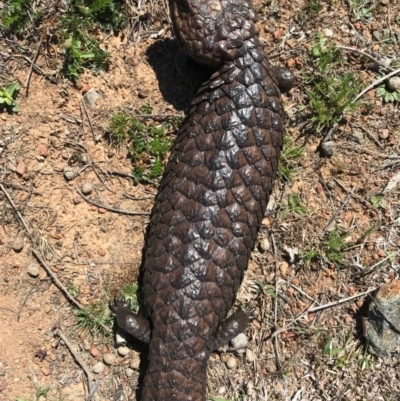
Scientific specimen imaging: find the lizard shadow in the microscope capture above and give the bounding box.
[145,38,208,112]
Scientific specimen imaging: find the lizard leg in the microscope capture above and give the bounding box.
[109,296,151,343]
[209,309,250,351]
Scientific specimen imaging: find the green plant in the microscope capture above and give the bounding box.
[370,194,387,209]
[75,302,113,337]
[303,34,363,133]
[350,0,373,19]
[323,225,351,266]
[323,331,358,367]
[279,136,304,182]
[16,386,50,401]
[302,225,351,267]
[376,84,400,103]
[305,0,323,15]
[67,282,80,298]
[122,284,139,312]
[278,193,307,219]
[2,0,39,33]
[0,82,20,112]
[61,33,111,80]
[108,111,173,184]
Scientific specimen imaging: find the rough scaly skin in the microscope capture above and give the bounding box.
[110,0,288,400]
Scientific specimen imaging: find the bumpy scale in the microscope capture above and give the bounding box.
[110,0,293,400]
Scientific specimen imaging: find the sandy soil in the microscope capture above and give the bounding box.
[0,0,400,400]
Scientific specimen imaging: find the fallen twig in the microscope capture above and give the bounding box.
[337,45,395,72]
[0,183,32,236]
[307,288,377,313]
[54,329,96,397]
[321,192,351,235]
[32,249,84,310]
[25,41,42,98]
[76,188,150,216]
[352,67,400,104]
[80,99,96,143]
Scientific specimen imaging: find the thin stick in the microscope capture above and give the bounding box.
[332,178,371,207]
[349,122,383,149]
[321,193,351,235]
[13,54,58,84]
[76,188,150,216]
[307,288,377,313]
[32,249,84,310]
[337,45,395,72]
[81,100,96,143]
[352,67,400,103]
[0,183,32,235]
[25,41,42,98]
[54,329,95,393]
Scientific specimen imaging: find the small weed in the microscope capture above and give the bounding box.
[305,0,323,15]
[303,34,363,133]
[323,225,351,266]
[2,0,127,79]
[350,0,374,19]
[16,386,50,401]
[370,194,387,209]
[122,284,139,312]
[301,225,351,267]
[279,135,304,182]
[278,193,307,219]
[323,331,358,367]
[75,302,113,337]
[140,103,154,115]
[0,82,20,112]
[2,0,39,33]
[67,282,80,298]
[376,84,400,103]
[108,111,173,184]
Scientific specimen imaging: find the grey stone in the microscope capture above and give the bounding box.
[363,280,400,356]
[320,141,336,157]
[83,89,99,109]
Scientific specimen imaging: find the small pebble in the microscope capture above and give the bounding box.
[352,131,364,143]
[326,180,336,190]
[83,89,99,109]
[92,361,105,374]
[259,237,270,252]
[103,353,116,365]
[11,238,24,252]
[116,331,128,345]
[73,195,82,205]
[81,182,93,195]
[344,314,353,325]
[125,367,134,377]
[63,166,74,181]
[226,356,237,370]
[379,129,390,140]
[97,248,106,256]
[377,249,386,257]
[320,141,336,157]
[90,347,100,357]
[37,144,49,157]
[279,261,289,277]
[27,264,39,278]
[231,333,248,354]
[388,76,400,92]
[41,367,51,376]
[129,354,140,369]
[218,386,227,395]
[117,346,130,357]
[245,349,255,363]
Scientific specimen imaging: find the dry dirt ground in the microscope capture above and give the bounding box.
[1,0,400,400]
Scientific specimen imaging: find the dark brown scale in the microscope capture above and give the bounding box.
[110,0,295,400]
